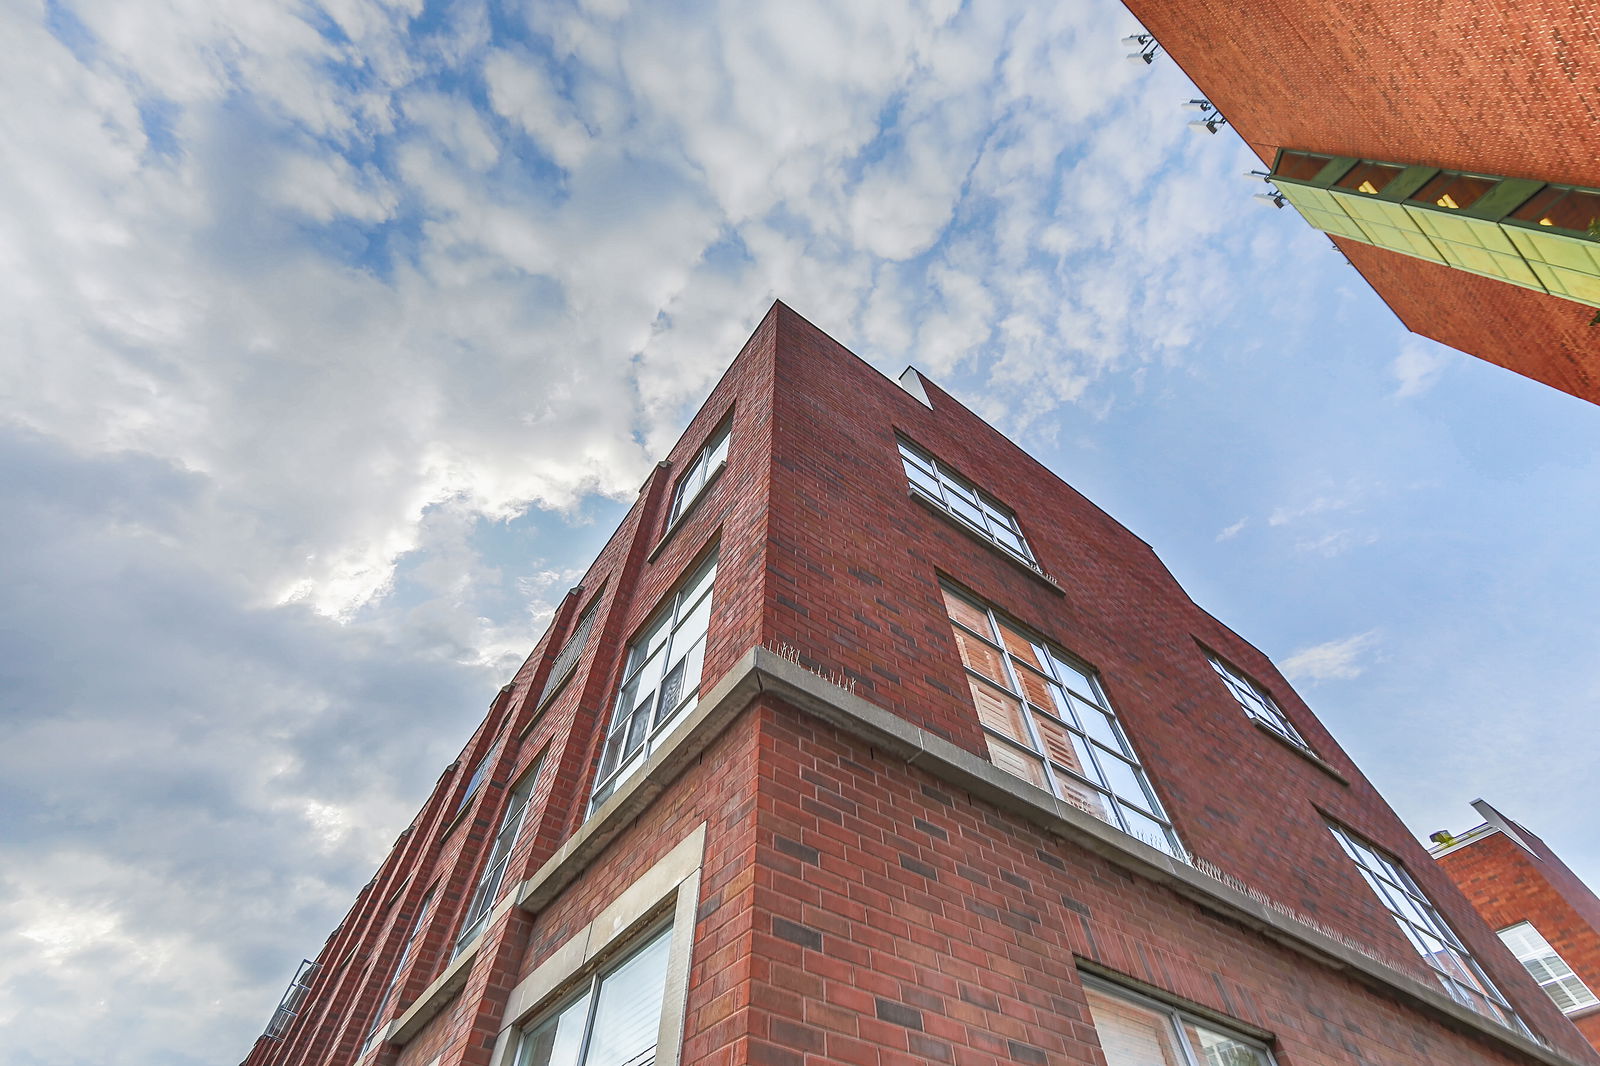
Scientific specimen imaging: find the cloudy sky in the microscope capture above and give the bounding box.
[2,0,1597,1063]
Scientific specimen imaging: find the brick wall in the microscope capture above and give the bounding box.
[244,303,1592,1066]
[1440,829,1600,1049]
[1120,0,1600,404]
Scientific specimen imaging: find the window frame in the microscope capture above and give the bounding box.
[1326,820,1531,1035]
[455,751,494,818]
[454,756,545,958]
[1080,973,1280,1066]
[537,587,605,708]
[1497,921,1600,1015]
[589,551,718,814]
[666,416,732,528]
[1205,653,1314,753]
[898,437,1038,569]
[511,920,676,1066]
[941,582,1182,856]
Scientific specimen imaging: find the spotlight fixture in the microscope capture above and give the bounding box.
[1122,33,1161,65]
[1188,116,1227,134]
[1252,191,1287,209]
[1243,169,1270,180]
[1182,99,1215,113]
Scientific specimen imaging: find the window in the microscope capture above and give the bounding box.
[591,553,717,812]
[539,591,603,705]
[262,959,318,1039]
[1510,184,1600,235]
[1408,172,1497,212]
[1335,160,1405,196]
[455,752,493,818]
[1327,822,1529,1034]
[1272,150,1332,182]
[942,585,1181,855]
[899,439,1035,567]
[1206,655,1311,752]
[667,419,731,526]
[454,758,543,957]
[1082,977,1277,1066]
[359,888,435,1059]
[515,924,675,1066]
[1498,922,1599,1014]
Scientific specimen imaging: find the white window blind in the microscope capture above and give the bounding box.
[1498,921,1599,1014]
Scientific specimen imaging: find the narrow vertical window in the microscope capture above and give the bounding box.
[539,591,603,706]
[515,925,675,1066]
[591,553,718,812]
[1206,655,1312,752]
[455,751,493,817]
[454,757,543,956]
[942,584,1181,855]
[1498,922,1599,1014]
[899,439,1036,567]
[667,419,731,526]
[1327,821,1530,1034]
[359,888,435,1059]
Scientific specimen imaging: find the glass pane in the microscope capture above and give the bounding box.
[1511,185,1600,234]
[517,991,592,1066]
[655,660,686,727]
[1048,652,1099,701]
[948,493,985,529]
[1031,712,1081,771]
[942,588,994,639]
[678,559,718,618]
[1052,767,1111,820]
[985,736,1048,790]
[969,679,1030,744]
[952,627,1008,685]
[1098,750,1156,812]
[585,929,674,1066]
[906,461,941,497]
[1075,701,1123,749]
[706,423,730,468]
[1083,987,1187,1066]
[1408,172,1496,212]
[1336,161,1405,196]
[1120,807,1175,853]
[1272,150,1331,181]
[1011,660,1057,711]
[1184,1021,1270,1066]
[997,622,1046,671]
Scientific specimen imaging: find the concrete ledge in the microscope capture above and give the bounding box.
[392,645,1579,1066]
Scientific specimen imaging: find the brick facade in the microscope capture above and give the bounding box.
[241,303,1597,1066]
[1119,0,1600,405]
[1436,805,1600,1051]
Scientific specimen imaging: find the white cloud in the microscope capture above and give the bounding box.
[1281,630,1381,683]
[1216,516,1248,541]
[1391,336,1450,398]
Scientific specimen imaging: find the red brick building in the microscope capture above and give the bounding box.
[1121,0,1600,405]
[242,304,1597,1066]
[1434,801,1600,1053]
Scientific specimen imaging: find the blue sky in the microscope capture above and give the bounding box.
[2,0,1597,1063]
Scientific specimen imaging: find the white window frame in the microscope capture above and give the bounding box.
[590,553,717,813]
[455,751,493,818]
[899,438,1037,568]
[490,826,705,1066]
[1498,921,1599,1014]
[454,757,543,957]
[1206,654,1312,752]
[942,584,1182,857]
[358,886,436,1060]
[667,418,731,526]
[1327,821,1531,1035]
[1081,974,1280,1066]
[539,590,603,707]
